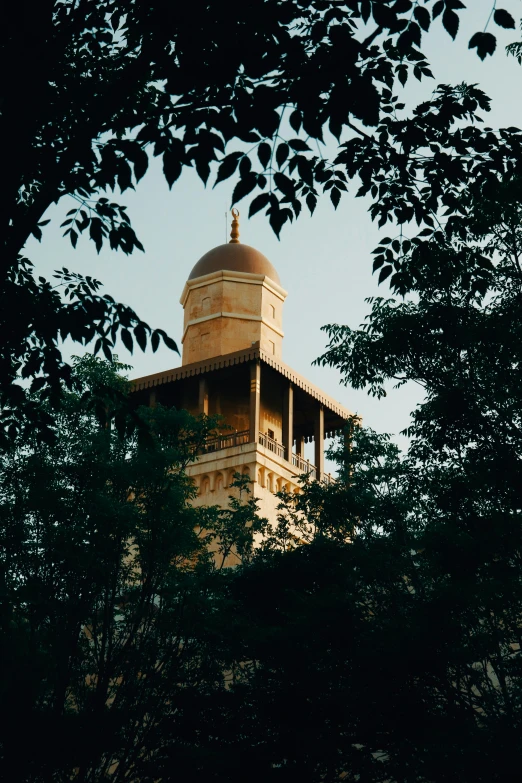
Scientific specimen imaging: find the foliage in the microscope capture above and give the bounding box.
[131,117,522,780]
[173,407,522,781]
[0,357,262,781]
[5,5,522,776]
[2,0,519,443]
[221,126,522,781]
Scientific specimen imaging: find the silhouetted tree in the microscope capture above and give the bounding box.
[2,0,516,443]
[0,356,264,780]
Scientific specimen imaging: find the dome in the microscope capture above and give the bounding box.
[188,243,281,285]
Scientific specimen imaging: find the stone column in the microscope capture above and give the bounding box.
[282,381,294,461]
[198,376,209,415]
[295,434,305,457]
[249,360,261,444]
[314,404,325,481]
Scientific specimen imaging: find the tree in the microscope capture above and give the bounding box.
[0,356,264,781]
[2,0,516,444]
[181,129,522,782]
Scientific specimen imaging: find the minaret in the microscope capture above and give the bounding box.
[131,213,351,528]
[179,209,287,364]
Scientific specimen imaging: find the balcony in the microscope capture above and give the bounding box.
[204,429,250,452]
[200,429,334,484]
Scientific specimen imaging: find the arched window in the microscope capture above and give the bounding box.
[216,473,223,492]
[201,476,210,495]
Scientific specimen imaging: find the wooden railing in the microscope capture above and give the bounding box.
[258,431,286,459]
[201,429,336,484]
[203,429,249,453]
[291,452,317,479]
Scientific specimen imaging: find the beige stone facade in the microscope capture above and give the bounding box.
[180,270,287,365]
[131,224,352,527]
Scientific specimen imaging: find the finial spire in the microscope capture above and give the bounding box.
[229,208,240,243]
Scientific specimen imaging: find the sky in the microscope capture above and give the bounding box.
[26,2,522,469]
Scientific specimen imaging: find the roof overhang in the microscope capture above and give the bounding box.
[131,346,352,421]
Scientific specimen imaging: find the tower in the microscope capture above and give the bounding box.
[131,212,351,523]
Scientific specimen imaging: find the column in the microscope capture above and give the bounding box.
[282,381,293,461]
[295,433,305,457]
[249,360,261,444]
[149,389,156,408]
[198,376,209,415]
[314,404,324,481]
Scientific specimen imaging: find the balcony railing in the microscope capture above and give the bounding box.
[203,429,249,453]
[258,431,286,459]
[201,429,335,484]
[291,452,317,479]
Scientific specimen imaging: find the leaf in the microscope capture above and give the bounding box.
[413,5,430,31]
[360,0,371,23]
[161,333,178,352]
[249,193,270,217]
[432,0,444,19]
[231,173,257,205]
[396,64,408,87]
[133,147,149,181]
[330,187,341,209]
[289,110,302,132]
[468,31,497,60]
[215,152,241,186]
[494,9,515,29]
[442,9,459,39]
[276,143,289,169]
[89,219,103,253]
[306,193,317,215]
[273,172,295,197]
[163,149,182,188]
[134,324,147,352]
[195,157,210,184]
[257,142,271,169]
[378,265,393,284]
[239,156,251,177]
[151,330,160,352]
[288,139,310,152]
[121,328,133,354]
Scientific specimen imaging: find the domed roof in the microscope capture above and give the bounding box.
[188,243,281,285]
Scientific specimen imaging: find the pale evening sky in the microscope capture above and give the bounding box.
[26,3,522,468]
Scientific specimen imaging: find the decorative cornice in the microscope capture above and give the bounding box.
[180,270,288,307]
[131,347,352,421]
